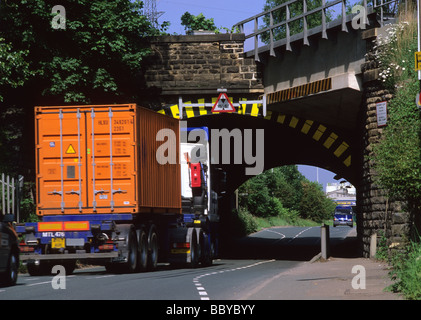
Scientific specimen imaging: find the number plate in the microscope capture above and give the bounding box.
[51,238,65,249]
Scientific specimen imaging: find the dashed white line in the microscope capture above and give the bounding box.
[193,259,276,300]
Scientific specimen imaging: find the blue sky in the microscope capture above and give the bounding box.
[156,0,265,35]
[156,0,345,190]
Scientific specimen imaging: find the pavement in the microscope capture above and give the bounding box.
[241,228,403,300]
[242,256,401,300]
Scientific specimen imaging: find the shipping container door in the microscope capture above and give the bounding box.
[86,106,137,213]
[37,108,87,214]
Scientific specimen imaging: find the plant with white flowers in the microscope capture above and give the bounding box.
[374,20,416,90]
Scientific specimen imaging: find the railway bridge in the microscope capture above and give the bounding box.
[142,0,409,257]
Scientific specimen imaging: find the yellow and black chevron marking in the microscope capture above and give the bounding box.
[156,95,351,169]
[264,110,352,168]
[157,98,263,119]
[267,78,332,105]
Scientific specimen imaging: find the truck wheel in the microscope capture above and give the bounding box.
[189,229,199,268]
[137,228,148,271]
[63,260,76,275]
[201,233,213,267]
[147,226,158,270]
[27,261,51,276]
[126,227,138,273]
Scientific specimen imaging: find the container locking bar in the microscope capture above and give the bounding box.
[91,108,97,211]
[59,109,65,212]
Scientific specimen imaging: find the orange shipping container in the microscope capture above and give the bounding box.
[35,104,181,216]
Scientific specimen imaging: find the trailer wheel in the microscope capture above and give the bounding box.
[125,227,138,273]
[147,226,158,270]
[137,228,148,271]
[108,225,138,274]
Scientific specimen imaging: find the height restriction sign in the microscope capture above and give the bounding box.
[211,93,236,113]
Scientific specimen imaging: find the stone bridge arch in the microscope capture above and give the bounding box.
[157,101,358,192]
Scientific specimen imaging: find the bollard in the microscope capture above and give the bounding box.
[370,233,377,259]
[321,224,330,260]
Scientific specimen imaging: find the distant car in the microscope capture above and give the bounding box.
[0,214,19,286]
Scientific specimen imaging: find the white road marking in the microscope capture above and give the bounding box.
[264,229,286,239]
[192,259,276,300]
[287,227,314,243]
[26,281,52,287]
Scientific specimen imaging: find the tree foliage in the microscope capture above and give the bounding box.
[0,0,164,105]
[0,0,165,176]
[239,165,335,223]
[180,12,218,32]
[260,0,333,44]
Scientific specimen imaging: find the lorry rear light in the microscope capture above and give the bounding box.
[99,244,114,251]
[20,240,36,252]
[20,246,35,252]
[173,242,190,249]
[190,163,201,188]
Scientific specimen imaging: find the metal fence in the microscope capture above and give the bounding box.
[374,0,407,25]
[233,0,409,59]
[0,173,24,221]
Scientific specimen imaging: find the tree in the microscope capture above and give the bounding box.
[0,38,33,103]
[0,0,165,175]
[240,173,282,217]
[260,0,333,44]
[299,181,336,222]
[0,0,165,105]
[239,165,334,223]
[180,12,218,33]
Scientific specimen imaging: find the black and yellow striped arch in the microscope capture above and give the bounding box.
[158,97,263,119]
[157,94,352,169]
[264,110,352,168]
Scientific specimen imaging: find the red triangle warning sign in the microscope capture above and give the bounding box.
[211,93,236,113]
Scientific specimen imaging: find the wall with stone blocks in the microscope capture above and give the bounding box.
[142,34,264,98]
[358,27,411,257]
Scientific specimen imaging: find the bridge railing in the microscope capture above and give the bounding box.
[233,0,374,60]
[373,0,406,26]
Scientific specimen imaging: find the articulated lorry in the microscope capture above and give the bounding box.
[17,104,220,275]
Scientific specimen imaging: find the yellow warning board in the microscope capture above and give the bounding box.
[66,144,76,154]
[415,52,421,71]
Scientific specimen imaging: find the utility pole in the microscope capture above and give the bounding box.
[144,0,164,29]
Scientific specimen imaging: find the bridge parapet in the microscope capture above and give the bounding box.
[233,0,374,60]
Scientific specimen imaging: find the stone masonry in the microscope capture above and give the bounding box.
[142,33,264,101]
[358,27,411,257]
